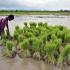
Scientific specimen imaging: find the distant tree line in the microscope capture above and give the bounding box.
[0,10,70,12]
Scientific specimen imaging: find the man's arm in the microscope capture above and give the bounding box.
[6,23,10,36]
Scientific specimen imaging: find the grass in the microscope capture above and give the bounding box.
[1,21,70,66]
[0,10,70,16]
[58,44,70,64]
[6,40,14,50]
[3,40,16,58]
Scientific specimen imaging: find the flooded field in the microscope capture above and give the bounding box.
[0,15,70,70]
[0,46,70,70]
[4,15,70,36]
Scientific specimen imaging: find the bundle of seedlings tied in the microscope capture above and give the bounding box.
[2,22,70,66]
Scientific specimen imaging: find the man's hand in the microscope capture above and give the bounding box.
[7,29,10,36]
[6,23,11,38]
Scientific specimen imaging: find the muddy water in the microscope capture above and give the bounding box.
[0,15,70,70]
[6,15,70,36]
[0,46,70,70]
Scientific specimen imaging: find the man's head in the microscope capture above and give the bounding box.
[8,15,14,21]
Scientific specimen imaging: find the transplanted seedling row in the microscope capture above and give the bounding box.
[2,22,70,66]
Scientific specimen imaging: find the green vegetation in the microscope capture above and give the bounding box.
[0,10,70,15]
[1,22,70,66]
[6,40,14,50]
[58,44,70,65]
[3,40,16,58]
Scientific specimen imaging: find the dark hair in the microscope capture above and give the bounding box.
[8,15,14,20]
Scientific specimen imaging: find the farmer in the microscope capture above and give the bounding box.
[0,15,14,39]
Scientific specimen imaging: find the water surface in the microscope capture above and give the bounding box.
[7,15,70,36]
[0,46,70,70]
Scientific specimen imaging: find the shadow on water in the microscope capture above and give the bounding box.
[0,46,70,70]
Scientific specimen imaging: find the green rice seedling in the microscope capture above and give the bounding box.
[35,27,42,37]
[19,39,29,50]
[53,25,64,31]
[23,26,30,34]
[27,28,34,33]
[27,37,41,57]
[30,22,37,28]
[23,22,30,34]
[3,40,16,58]
[28,37,43,59]
[49,26,65,38]
[28,37,36,51]
[47,32,52,41]
[6,40,14,51]
[67,54,70,65]
[32,38,40,52]
[38,22,44,27]
[24,22,28,26]
[39,32,48,45]
[50,26,59,35]
[58,44,70,64]
[33,52,41,60]
[36,26,48,37]
[14,26,23,40]
[15,26,23,34]
[1,38,7,46]
[44,41,60,64]
[29,27,42,37]
[43,22,48,27]
[0,31,10,45]
[51,34,57,40]
[14,31,20,40]
[56,30,65,43]
[33,29,40,37]
[38,22,48,29]
[56,27,69,43]
[15,26,20,30]
[18,48,31,58]
[38,27,47,37]
[37,24,48,34]
[1,31,7,39]
[36,37,45,59]
[17,34,25,42]
[24,31,34,38]
[48,26,56,31]
[29,22,37,36]
[64,32,70,43]
[52,39,62,59]
[58,26,64,31]
[3,49,13,57]
[18,39,30,57]
[52,38,62,46]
